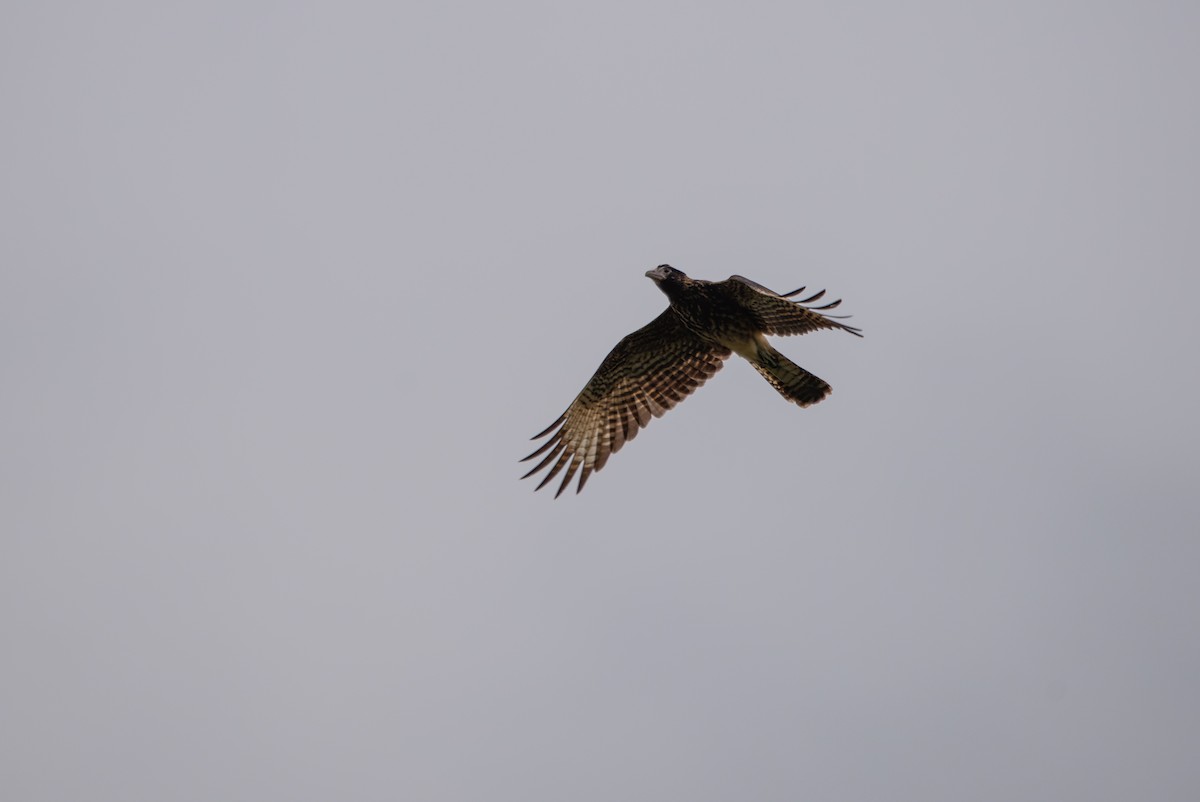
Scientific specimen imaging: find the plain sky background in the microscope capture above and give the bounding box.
[3,2,1198,800]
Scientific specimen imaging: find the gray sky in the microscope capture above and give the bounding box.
[3,2,1198,800]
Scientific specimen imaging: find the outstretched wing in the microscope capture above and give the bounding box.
[522,309,730,497]
[718,275,863,337]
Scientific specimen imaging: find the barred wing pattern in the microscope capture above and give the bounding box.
[522,309,730,497]
[720,275,864,338]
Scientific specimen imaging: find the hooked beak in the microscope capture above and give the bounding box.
[645,265,669,281]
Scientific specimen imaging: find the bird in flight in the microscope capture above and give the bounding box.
[522,265,862,497]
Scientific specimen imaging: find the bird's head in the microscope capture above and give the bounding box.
[645,264,687,285]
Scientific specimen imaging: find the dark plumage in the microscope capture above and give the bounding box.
[522,265,862,497]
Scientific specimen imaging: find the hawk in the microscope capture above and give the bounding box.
[522,265,862,497]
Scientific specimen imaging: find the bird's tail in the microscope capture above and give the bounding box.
[749,344,832,408]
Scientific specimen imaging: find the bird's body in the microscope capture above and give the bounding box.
[522,265,861,496]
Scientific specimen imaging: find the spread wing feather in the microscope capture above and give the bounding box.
[720,275,863,338]
[521,309,729,497]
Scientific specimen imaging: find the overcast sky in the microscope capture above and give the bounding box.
[3,2,1198,800]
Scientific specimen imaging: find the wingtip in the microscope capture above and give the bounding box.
[530,414,566,440]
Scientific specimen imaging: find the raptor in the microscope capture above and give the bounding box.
[522,265,862,497]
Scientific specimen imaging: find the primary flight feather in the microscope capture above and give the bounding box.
[522,265,862,497]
